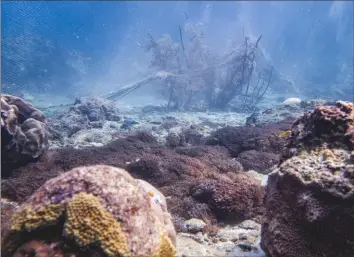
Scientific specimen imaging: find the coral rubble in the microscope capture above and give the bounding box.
[48,96,120,142]
[261,101,354,257]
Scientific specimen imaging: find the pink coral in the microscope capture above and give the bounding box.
[2,165,176,257]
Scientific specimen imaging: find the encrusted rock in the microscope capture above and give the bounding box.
[184,218,207,234]
[48,97,121,139]
[261,101,354,257]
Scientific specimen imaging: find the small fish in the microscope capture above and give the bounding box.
[148,191,154,197]
[279,130,292,137]
[199,127,205,132]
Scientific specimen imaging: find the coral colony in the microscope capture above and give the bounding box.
[2,91,353,257]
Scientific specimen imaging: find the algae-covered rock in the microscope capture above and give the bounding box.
[261,101,354,257]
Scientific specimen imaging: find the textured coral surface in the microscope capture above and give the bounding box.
[261,101,354,257]
[2,165,176,257]
[1,94,49,166]
[2,133,265,228]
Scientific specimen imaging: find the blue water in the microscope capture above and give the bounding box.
[2,1,127,60]
[1,1,353,101]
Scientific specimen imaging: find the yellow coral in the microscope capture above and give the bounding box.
[64,192,131,257]
[157,231,177,257]
[5,191,177,257]
[10,204,64,232]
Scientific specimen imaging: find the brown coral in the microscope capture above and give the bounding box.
[10,204,65,232]
[1,94,49,166]
[2,135,264,231]
[261,101,354,257]
[2,165,177,257]
[236,150,279,174]
[190,176,264,222]
[206,122,288,157]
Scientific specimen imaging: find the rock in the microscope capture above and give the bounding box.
[261,101,354,257]
[166,131,186,148]
[245,106,300,127]
[161,120,179,130]
[121,118,139,130]
[184,218,207,233]
[1,94,49,166]
[216,227,240,242]
[282,97,302,105]
[89,121,103,128]
[1,165,176,257]
[174,219,264,257]
[69,128,114,146]
[238,220,261,230]
[48,97,121,140]
[246,170,268,186]
[74,97,121,122]
[49,111,90,137]
[227,244,265,257]
[109,122,120,129]
[176,234,226,257]
[181,128,205,145]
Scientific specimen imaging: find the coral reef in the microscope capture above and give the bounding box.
[127,145,264,224]
[2,165,176,257]
[2,133,264,230]
[261,101,354,257]
[1,94,49,166]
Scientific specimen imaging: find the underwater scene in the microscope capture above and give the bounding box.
[1,1,354,256]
